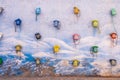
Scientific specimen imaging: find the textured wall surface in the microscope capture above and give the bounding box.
[0,0,120,77]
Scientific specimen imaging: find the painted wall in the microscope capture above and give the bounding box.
[0,0,120,76]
